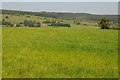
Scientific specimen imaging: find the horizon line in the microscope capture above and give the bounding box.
[1,9,118,15]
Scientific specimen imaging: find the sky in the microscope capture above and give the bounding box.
[1,2,118,15]
[1,0,119,2]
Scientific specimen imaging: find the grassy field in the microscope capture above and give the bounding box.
[0,26,2,78]
[2,26,118,78]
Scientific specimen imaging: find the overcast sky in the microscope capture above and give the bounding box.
[1,0,119,2]
[2,2,118,15]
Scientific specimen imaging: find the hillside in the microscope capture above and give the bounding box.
[1,9,118,23]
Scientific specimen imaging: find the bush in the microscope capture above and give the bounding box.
[16,24,20,27]
[26,16,30,18]
[2,19,5,22]
[10,24,14,27]
[76,22,80,25]
[98,18,111,29]
[0,21,2,25]
[2,21,11,26]
[43,20,51,24]
[110,24,120,30]
[74,21,80,25]
[24,20,41,27]
[34,22,41,27]
[43,20,56,24]
[24,20,29,26]
[83,23,87,26]
[50,23,71,27]
[5,16,9,19]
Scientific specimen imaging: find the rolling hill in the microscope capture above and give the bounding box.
[1,9,118,23]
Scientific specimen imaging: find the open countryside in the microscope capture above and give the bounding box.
[1,9,118,78]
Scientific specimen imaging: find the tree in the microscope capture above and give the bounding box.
[5,16,9,19]
[98,17,111,29]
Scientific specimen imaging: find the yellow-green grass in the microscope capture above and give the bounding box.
[2,15,45,24]
[0,26,2,78]
[2,26,118,78]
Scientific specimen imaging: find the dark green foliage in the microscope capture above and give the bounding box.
[16,24,21,27]
[2,19,41,27]
[43,20,56,24]
[34,11,58,18]
[26,16,30,18]
[2,21,13,27]
[24,20,29,26]
[74,21,80,25]
[0,21,2,25]
[10,24,14,27]
[15,22,24,27]
[5,16,9,19]
[43,20,51,24]
[19,22,24,24]
[98,18,111,29]
[24,20,34,27]
[50,23,71,27]
[2,21,12,26]
[2,19,5,22]
[36,22,41,27]
[76,22,80,25]
[24,20,41,27]
[33,22,41,27]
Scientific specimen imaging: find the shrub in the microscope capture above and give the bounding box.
[83,23,87,26]
[16,24,20,27]
[10,24,14,27]
[74,21,80,25]
[5,16,9,19]
[50,23,71,27]
[26,16,30,18]
[23,20,41,27]
[98,18,111,29]
[111,24,120,30]
[2,21,11,26]
[0,21,2,25]
[2,19,5,22]
[34,22,41,27]
[76,22,80,25]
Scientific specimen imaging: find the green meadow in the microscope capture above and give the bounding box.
[2,26,118,78]
[0,26,2,78]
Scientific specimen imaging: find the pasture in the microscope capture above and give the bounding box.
[0,26,2,78]
[2,26,118,78]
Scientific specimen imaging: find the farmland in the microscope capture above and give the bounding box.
[2,26,118,78]
[0,26,2,78]
[1,9,118,78]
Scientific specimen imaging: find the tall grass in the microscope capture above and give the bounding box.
[0,26,2,79]
[2,26,118,78]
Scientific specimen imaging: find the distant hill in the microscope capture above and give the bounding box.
[1,9,118,23]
